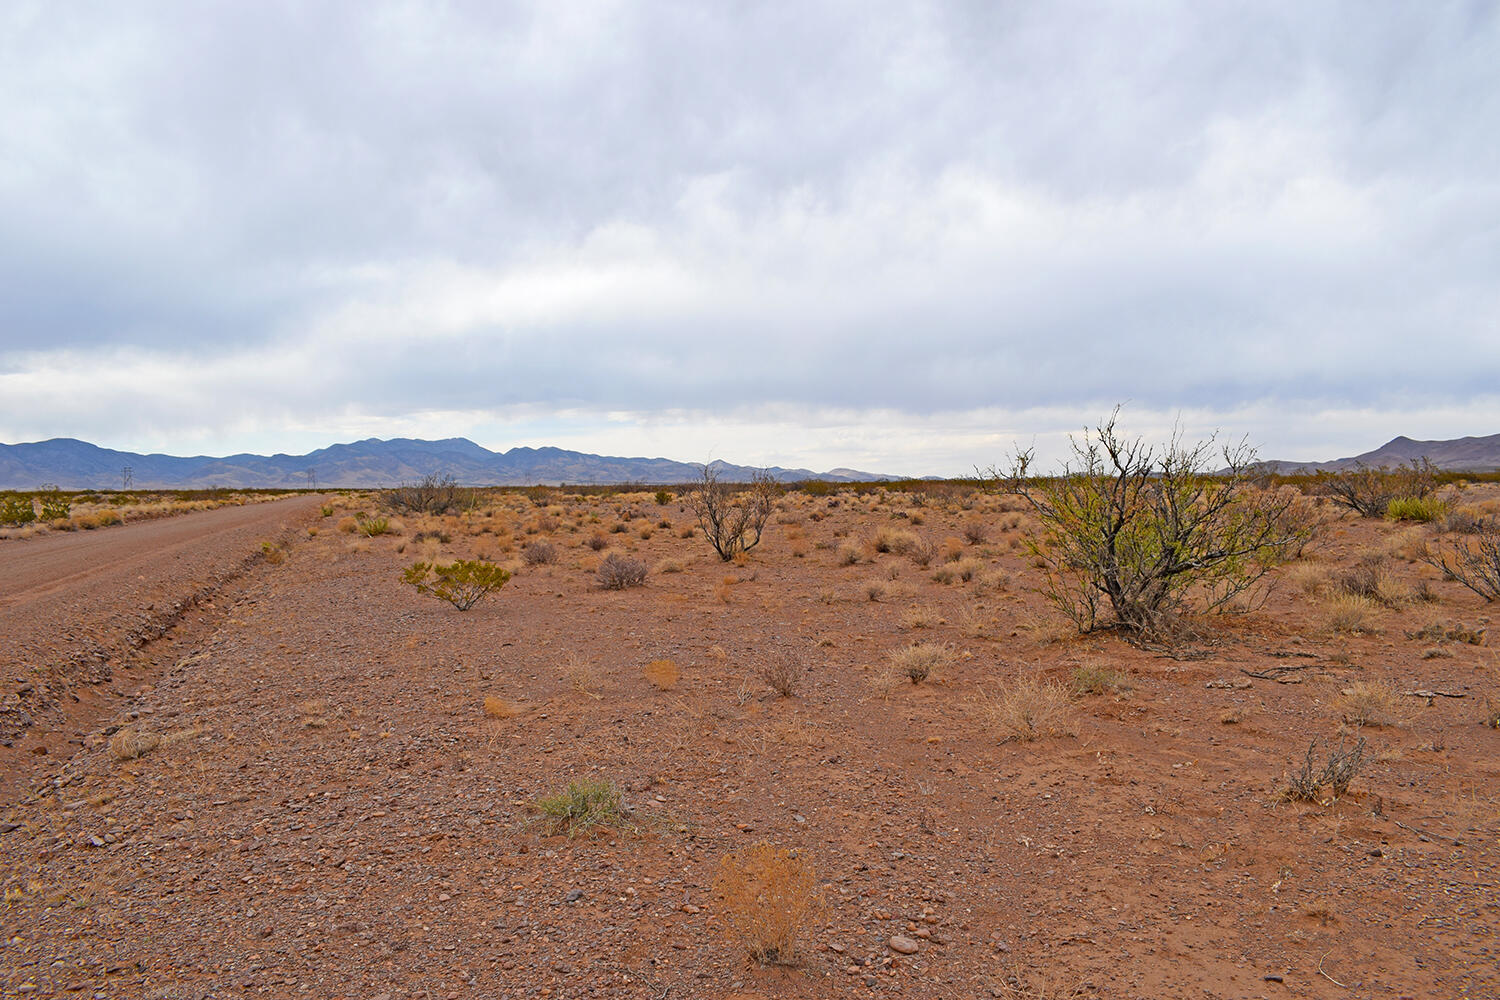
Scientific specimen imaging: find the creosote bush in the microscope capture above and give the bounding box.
[597,553,648,590]
[712,842,822,966]
[1315,460,1436,518]
[994,409,1311,641]
[0,494,36,526]
[692,465,780,561]
[402,559,511,611]
[382,472,475,515]
[1421,518,1500,601]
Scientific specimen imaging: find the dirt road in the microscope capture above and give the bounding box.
[0,496,323,795]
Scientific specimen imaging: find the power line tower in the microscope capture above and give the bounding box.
[306,468,318,491]
[121,466,133,490]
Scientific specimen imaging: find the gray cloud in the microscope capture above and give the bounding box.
[1,1,1497,470]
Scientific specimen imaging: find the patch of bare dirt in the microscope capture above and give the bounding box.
[0,487,1495,998]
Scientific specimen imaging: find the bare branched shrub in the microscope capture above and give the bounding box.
[692,465,780,561]
[1315,459,1436,518]
[597,553,648,590]
[712,842,823,966]
[1421,518,1500,601]
[985,675,1075,742]
[521,539,558,566]
[383,473,474,515]
[992,409,1313,641]
[1280,737,1366,802]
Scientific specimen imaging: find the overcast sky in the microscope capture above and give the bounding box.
[2,2,1497,475]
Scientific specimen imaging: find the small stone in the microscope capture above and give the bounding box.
[889,935,920,955]
[1264,973,1284,983]
[680,903,699,914]
[564,889,584,903]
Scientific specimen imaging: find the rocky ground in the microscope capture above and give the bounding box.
[1,486,1496,998]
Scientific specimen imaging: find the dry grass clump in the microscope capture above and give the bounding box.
[760,650,803,698]
[1326,593,1377,634]
[597,553,648,590]
[985,675,1075,742]
[1339,680,1403,727]
[1070,662,1128,696]
[887,642,954,684]
[712,842,823,966]
[901,606,942,630]
[1282,561,1330,596]
[961,520,988,545]
[1338,554,1412,607]
[1280,736,1366,802]
[835,541,863,566]
[653,556,685,574]
[563,653,602,700]
[108,724,203,761]
[483,695,523,718]
[643,658,680,691]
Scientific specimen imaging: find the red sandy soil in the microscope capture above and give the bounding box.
[0,487,1495,999]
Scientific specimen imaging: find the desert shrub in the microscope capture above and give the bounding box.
[986,675,1075,742]
[402,559,511,611]
[907,537,938,567]
[586,531,608,551]
[1483,698,1500,730]
[597,553,647,590]
[109,727,162,761]
[1421,518,1500,601]
[1340,680,1403,727]
[655,489,673,505]
[994,410,1311,639]
[961,520,988,545]
[1386,495,1448,523]
[888,642,953,684]
[1338,554,1410,607]
[0,495,36,526]
[692,465,780,561]
[533,779,627,838]
[1281,737,1366,802]
[1315,460,1436,518]
[320,504,335,517]
[383,473,474,515]
[36,489,70,521]
[953,557,985,582]
[356,514,392,537]
[712,842,822,966]
[835,542,863,566]
[760,650,803,698]
[1439,505,1486,534]
[521,539,558,566]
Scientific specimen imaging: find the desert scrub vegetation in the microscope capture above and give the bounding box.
[1071,662,1128,696]
[382,472,476,515]
[1386,495,1448,523]
[888,642,954,684]
[1339,680,1404,727]
[1316,460,1436,518]
[1280,736,1366,802]
[402,559,511,611]
[712,842,823,966]
[532,779,629,838]
[597,553,648,590]
[1421,517,1500,601]
[984,674,1075,742]
[994,409,1312,641]
[692,465,779,561]
[0,494,36,526]
[760,650,803,698]
[520,539,557,566]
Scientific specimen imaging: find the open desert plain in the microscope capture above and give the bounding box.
[1,480,1497,999]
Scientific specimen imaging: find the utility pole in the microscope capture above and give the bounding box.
[121,466,133,490]
[306,468,318,491]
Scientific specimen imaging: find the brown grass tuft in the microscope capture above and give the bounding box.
[712,842,823,966]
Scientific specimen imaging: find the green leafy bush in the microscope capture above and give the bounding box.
[533,779,627,838]
[402,559,511,611]
[996,409,1311,640]
[1316,460,1436,518]
[37,489,71,520]
[0,494,36,526]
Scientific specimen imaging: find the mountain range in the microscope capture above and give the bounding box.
[0,437,896,490]
[1259,433,1500,474]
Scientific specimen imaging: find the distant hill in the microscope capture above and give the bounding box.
[1259,433,1500,474]
[0,437,897,490]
